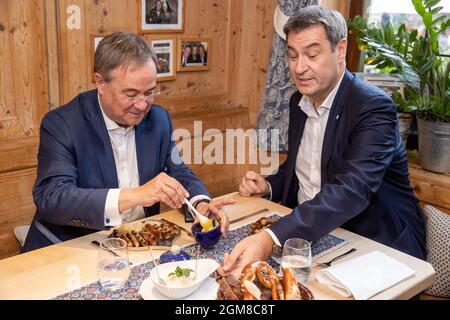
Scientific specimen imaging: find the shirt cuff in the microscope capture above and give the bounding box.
[104,188,123,227]
[189,194,211,212]
[264,228,281,247]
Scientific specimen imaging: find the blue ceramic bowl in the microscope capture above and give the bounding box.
[191,221,222,249]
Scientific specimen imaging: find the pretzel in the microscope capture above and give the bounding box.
[281,261,302,300]
[254,261,284,300]
[239,261,260,300]
[240,260,301,300]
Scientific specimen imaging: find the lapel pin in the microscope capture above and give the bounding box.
[336,115,340,120]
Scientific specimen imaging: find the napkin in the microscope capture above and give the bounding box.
[315,250,416,300]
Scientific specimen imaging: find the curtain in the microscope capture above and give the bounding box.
[257,0,318,152]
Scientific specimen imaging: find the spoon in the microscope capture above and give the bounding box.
[184,198,210,226]
[194,244,200,280]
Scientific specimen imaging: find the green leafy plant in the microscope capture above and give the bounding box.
[348,0,450,122]
[168,266,194,278]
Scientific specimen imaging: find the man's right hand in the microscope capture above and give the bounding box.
[238,171,269,197]
[119,173,189,213]
[138,172,189,209]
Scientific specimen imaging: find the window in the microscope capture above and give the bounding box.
[364,0,450,72]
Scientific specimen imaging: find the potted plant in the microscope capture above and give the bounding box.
[348,0,450,173]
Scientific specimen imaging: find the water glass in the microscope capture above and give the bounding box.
[97,238,130,291]
[281,238,311,284]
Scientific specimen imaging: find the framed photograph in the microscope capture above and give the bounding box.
[90,33,110,82]
[148,36,176,81]
[355,72,405,97]
[177,38,210,72]
[139,0,184,33]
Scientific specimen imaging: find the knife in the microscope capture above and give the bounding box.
[230,208,270,224]
[90,240,120,256]
[90,240,134,265]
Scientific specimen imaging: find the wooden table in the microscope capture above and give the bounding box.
[0,192,435,300]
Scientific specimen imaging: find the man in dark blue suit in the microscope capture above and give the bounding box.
[23,32,232,252]
[222,6,426,276]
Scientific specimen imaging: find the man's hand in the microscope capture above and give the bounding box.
[238,171,269,197]
[218,230,274,278]
[196,198,235,235]
[136,172,189,209]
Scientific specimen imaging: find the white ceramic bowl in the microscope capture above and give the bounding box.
[149,259,219,299]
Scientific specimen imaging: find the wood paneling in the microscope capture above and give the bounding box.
[409,161,450,214]
[230,0,278,126]
[320,0,351,15]
[0,168,37,258]
[0,0,49,173]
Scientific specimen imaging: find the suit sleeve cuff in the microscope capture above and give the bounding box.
[264,228,281,247]
[104,188,123,227]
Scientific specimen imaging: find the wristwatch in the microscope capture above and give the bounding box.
[272,244,282,258]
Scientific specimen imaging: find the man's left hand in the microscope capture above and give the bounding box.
[195,198,235,235]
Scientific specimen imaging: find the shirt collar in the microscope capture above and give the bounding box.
[299,70,345,117]
[98,94,134,133]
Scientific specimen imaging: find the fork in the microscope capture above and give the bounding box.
[316,248,357,268]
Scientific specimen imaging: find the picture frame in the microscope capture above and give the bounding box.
[90,33,111,82]
[177,38,210,72]
[147,35,176,81]
[355,72,405,97]
[139,0,184,33]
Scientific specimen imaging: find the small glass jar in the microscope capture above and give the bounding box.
[159,245,190,264]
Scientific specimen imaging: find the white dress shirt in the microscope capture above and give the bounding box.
[265,71,345,246]
[99,97,144,226]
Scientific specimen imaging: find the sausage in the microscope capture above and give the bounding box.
[120,233,134,247]
[132,230,148,247]
[126,231,140,247]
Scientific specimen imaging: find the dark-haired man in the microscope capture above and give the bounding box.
[221,6,426,277]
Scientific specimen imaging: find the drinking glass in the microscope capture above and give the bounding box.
[281,238,311,284]
[97,238,130,291]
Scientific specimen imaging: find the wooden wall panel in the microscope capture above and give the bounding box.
[230,0,278,127]
[0,168,37,259]
[0,0,49,173]
[57,0,232,116]
[320,0,351,15]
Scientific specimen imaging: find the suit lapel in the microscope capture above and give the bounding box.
[282,98,308,202]
[82,90,118,188]
[320,70,354,187]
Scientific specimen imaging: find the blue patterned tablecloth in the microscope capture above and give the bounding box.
[54,214,345,300]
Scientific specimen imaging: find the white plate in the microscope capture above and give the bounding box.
[139,276,219,300]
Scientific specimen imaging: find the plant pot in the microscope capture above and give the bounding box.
[417,118,450,174]
[397,112,413,146]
